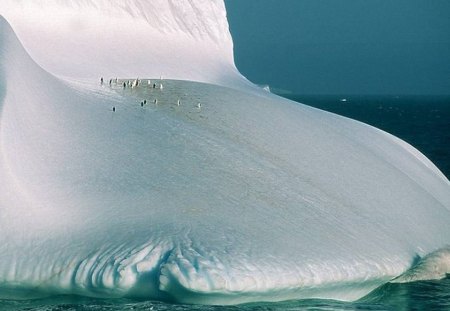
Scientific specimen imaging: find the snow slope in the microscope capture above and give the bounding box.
[0,0,246,88]
[1,1,450,305]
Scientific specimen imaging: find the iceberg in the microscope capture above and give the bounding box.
[0,0,449,305]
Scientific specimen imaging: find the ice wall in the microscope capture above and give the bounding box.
[0,0,245,87]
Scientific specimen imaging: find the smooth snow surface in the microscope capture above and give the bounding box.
[1,1,450,305]
[0,0,247,88]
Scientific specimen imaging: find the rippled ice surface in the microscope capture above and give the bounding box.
[2,278,449,311]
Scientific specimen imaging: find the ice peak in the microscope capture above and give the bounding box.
[0,0,244,87]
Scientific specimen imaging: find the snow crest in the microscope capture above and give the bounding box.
[1,2,450,305]
[391,246,450,283]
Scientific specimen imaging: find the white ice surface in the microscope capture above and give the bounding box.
[0,0,248,89]
[1,1,450,305]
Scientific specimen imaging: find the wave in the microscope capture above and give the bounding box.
[1,1,450,305]
[2,278,450,310]
[390,246,450,283]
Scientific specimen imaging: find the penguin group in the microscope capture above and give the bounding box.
[104,77,203,113]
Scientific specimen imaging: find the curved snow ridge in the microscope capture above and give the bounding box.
[0,0,246,88]
[390,246,450,283]
[0,15,49,83]
[387,133,450,186]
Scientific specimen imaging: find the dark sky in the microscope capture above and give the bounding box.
[225,0,450,95]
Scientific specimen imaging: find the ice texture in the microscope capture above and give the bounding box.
[0,1,450,305]
[391,246,450,283]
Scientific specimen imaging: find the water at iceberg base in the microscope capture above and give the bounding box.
[1,0,450,309]
[1,276,450,310]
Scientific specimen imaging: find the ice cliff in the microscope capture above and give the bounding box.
[0,0,245,87]
[0,0,450,305]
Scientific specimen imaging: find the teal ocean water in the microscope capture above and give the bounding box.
[1,278,450,310]
[2,95,449,310]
